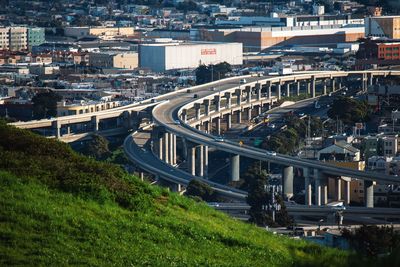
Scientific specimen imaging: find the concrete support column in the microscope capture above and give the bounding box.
[204,120,211,133]
[237,110,242,123]
[311,77,316,98]
[296,81,300,96]
[344,179,351,205]
[158,135,163,160]
[304,168,312,206]
[215,117,221,135]
[245,86,251,103]
[323,80,327,95]
[364,180,374,208]
[52,120,61,138]
[277,83,282,100]
[172,134,177,165]
[246,108,252,121]
[66,126,71,135]
[168,133,175,165]
[194,103,201,120]
[368,74,373,87]
[203,145,208,178]
[214,95,221,112]
[226,113,232,129]
[235,89,242,106]
[163,132,169,164]
[224,92,231,109]
[91,115,99,132]
[256,83,261,100]
[195,145,204,177]
[321,176,328,205]
[229,154,240,182]
[182,109,187,122]
[286,83,290,97]
[171,183,182,193]
[268,83,272,98]
[307,82,311,95]
[257,105,262,116]
[187,143,196,176]
[331,78,336,92]
[315,175,322,206]
[336,178,342,201]
[282,166,294,200]
[204,99,210,116]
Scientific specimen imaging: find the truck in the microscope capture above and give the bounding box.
[279,67,293,75]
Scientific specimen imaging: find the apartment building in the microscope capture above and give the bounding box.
[0,28,9,50]
[9,27,27,51]
[0,27,45,51]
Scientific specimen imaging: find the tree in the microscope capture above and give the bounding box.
[83,134,111,160]
[327,97,370,126]
[32,91,62,119]
[195,62,232,85]
[185,179,216,202]
[342,225,400,257]
[245,163,270,226]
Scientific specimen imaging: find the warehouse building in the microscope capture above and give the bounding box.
[139,42,243,72]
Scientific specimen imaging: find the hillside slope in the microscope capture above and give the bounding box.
[0,121,362,266]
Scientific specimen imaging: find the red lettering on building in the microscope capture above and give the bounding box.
[201,48,217,55]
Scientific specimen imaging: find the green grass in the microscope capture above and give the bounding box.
[0,121,368,266]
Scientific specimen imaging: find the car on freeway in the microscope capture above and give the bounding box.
[266,151,277,156]
[210,87,216,91]
[239,78,247,84]
[186,89,192,93]
[214,136,224,142]
[193,94,198,98]
[173,120,180,125]
[151,99,157,103]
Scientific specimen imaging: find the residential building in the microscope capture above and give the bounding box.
[382,135,400,157]
[317,141,361,161]
[27,27,45,50]
[0,27,9,50]
[64,26,134,39]
[9,27,27,51]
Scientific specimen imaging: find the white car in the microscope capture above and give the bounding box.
[214,136,224,142]
[266,151,277,156]
[173,120,180,125]
[239,79,247,84]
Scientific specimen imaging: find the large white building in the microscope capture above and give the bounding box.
[139,42,243,72]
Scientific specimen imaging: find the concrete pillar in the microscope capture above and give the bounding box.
[246,108,252,121]
[237,110,242,123]
[168,133,175,165]
[194,103,201,120]
[307,82,311,95]
[52,120,61,138]
[66,126,71,135]
[172,134,177,165]
[368,74,373,86]
[182,109,187,122]
[364,180,374,208]
[286,83,290,97]
[245,86,251,103]
[336,178,342,201]
[204,120,211,133]
[321,175,328,205]
[277,83,282,100]
[214,95,221,112]
[296,81,300,96]
[311,77,316,98]
[203,145,208,178]
[257,105,262,116]
[139,172,144,181]
[171,183,182,193]
[91,115,99,132]
[304,168,312,206]
[323,80,327,95]
[331,78,336,92]
[215,117,221,135]
[224,92,231,108]
[268,83,272,98]
[282,166,294,200]
[158,135,163,160]
[187,143,196,176]
[204,99,210,116]
[256,83,261,100]
[315,175,322,206]
[226,113,232,129]
[195,145,204,177]
[229,154,240,182]
[235,89,242,106]
[163,132,169,164]
[344,179,350,205]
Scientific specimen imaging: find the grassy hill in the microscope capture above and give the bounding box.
[0,121,368,266]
